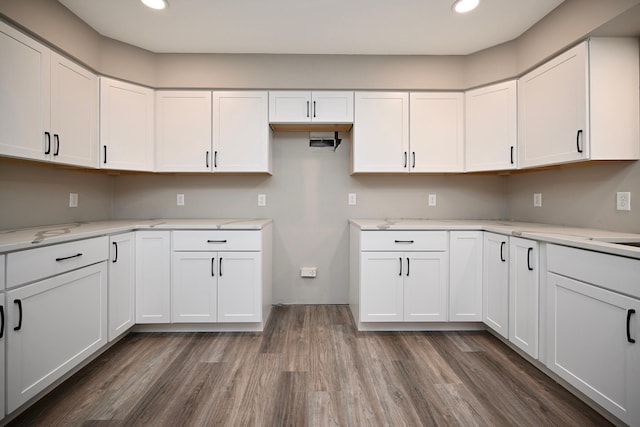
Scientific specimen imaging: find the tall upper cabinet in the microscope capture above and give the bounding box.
[465,81,517,172]
[0,21,98,168]
[100,77,155,171]
[518,38,640,168]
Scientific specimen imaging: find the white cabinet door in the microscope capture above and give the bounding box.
[108,232,135,341]
[509,237,539,359]
[409,92,464,172]
[0,21,50,162]
[483,232,509,338]
[352,92,409,173]
[6,262,107,413]
[269,91,353,124]
[50,52,98,168]
[547,273,640,426]
[100,77,154,171]
[135,231,171,323]
[465,81,517,172]
[518,43,587,168]
[268,91,311,122]
[217,252,261,323]
[310,91,354,123]
[172,252,217,323]
[404,252,449,322]
[360,252,404,322]
[449,231,483,321]
[155,91,212,172]
[213,91,271,173]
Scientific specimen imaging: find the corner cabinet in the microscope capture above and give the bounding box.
[509,237,539,359]
[100,77,155,171]
[518,38,639,168]
[546,245,640,426]
[351,92,409,173]
[0,22,98,168]
[465,81,517,172]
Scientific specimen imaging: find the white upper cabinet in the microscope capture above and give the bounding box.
[409,92,464,172]
[100,77,154,171]
[213,91,271,173]
[155,91,212,172]
[465,81,517,172]
[0,22,97,168]
[269,91,353,124]
[518,38,639,168]
[352,92,409,173]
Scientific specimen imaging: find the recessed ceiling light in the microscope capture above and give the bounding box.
[141,0,168,10]
[452,0,480,14]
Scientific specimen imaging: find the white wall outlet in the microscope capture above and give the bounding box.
[300,267,317,278]
[176,193,185,206]
[348,193,357,206]
[428,194,437,207]
[258,194,266,206]
[69,193,78,208]
[617,192,631,211]
[533,193,542,207]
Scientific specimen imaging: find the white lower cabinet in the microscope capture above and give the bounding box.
[547,245,640,426]
[482,232,509,339]
[0,293,5,420]
[449,231,483,321]
[509,237,539,359]
[216,252,262,322]
[135,231,171,323]
[6,262,107,413]
[172,252,218,322]
[108,233,135,341]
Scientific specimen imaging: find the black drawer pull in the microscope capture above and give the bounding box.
[14,300,22,331]
[510,146,514,164]
[500,241,506,262]
[628,309,636,344]
[103,145,107,164]
[399,257,402,276]
[406,257,410,277]
[412,152,416,169]
[214,151,218,168]
[576,129,583,153]
[55,253,83,262]
[207,240,228,244]
[394,240,414,244]
[206,151,210,168]
[219,257,223,276]
[527,247,534,271]
[211,257,215,277]
[112,242,118,263]
[0,305,4,339]
[44,132,51,154]
[53,134,60,156]
[403,152,408,168]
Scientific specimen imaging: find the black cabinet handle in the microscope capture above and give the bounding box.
[403,152,408,168]
[14,299,22,331]
[219,257,223,276]
[206,151,210,168]
[103,145,107,164]
[500,241,506,262]
[207,239,227,244]
[399,257,402,276]
[306,101,310,118]
[628,309,636,344]
[112,242,118,263]
[527,247,534,271]
[0,305,4,339]
[55,253,83,262]
[394,240,414,244]
[214,151,218,168]
[406,257,410,277]
[510,146,514,165]
[313,100,316,118]
[44,132,51,154]
[211,257,215,277]
[576,130,583,153]
[412,152,416,169]
[53,134,60,156]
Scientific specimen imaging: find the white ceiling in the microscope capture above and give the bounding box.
[58,0,564,55]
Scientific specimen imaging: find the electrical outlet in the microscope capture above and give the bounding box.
[176,193,185,206]
[301,267,317,278]
[428,194,437,207]
[69,193,78,208]
[258,194,266,206]
[533,193,542,207]
[348,193,357,206]
[617,192,631,211]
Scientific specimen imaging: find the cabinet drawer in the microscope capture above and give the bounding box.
[360,231,448,251]
[172,230,261,251]
[6,236,109,288]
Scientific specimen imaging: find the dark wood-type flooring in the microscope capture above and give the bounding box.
[9,305,611,426]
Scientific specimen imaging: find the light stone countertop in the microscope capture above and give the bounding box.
[349,219,640,259]
[0,219,272,253]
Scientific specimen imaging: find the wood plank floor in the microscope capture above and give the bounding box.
[8,305,611,426]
